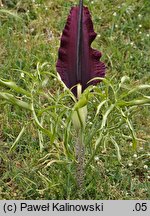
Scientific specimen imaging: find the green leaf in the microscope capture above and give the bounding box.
[96,99,108,116]
[117,98,150,107]
[31,100,52,139]
[72,105,87,131]
[0,9,22,20]
[100,104,115,130]
[120,84,150,99]
[126,118,137,149]
[110,137,121,161]
[0,78,31,97]
[74,86,93,110]
[9,126,25,153]
[0,92,32,110]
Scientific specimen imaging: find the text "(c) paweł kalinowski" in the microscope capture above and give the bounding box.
[20,202,104,212]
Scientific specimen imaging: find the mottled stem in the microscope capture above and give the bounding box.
[75,129,85,197]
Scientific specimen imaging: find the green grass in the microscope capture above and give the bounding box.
[0,0,150,199]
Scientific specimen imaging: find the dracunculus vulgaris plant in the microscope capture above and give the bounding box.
[56,0,105,192]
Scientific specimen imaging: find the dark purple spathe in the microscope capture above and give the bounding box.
[56,6,105,96]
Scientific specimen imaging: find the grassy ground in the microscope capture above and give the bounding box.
[0,0,150,199]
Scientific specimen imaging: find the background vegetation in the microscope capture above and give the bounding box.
[0,0,150,199]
